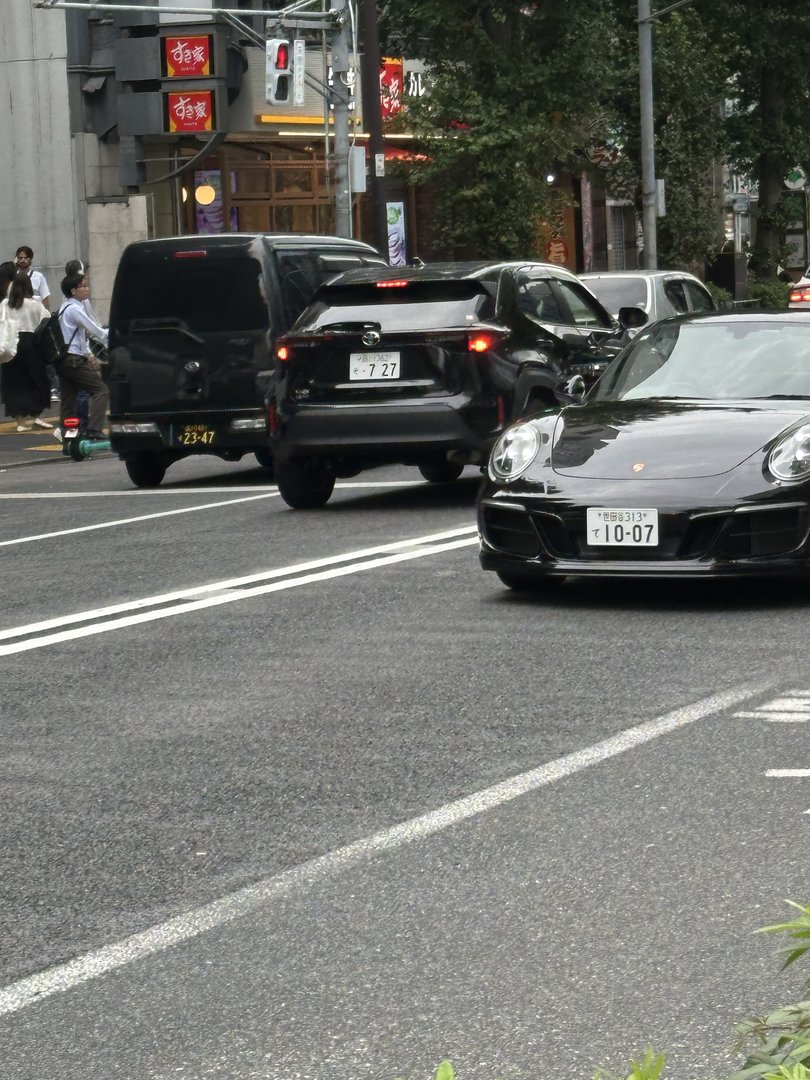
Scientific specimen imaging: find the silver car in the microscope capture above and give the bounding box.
[580,270,717,322]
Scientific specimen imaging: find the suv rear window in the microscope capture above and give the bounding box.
[113,255,268,333]
[297,280,496,331]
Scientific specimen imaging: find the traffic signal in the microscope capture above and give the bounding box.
[266,38,291,104]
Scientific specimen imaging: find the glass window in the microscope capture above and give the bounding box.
[555,280,614,328]
[297,281,495,331]
[684,279,715,312]
[583,276,647,315]
[516,277,566,322]
[113,255,268,333]
[663,280,689,313]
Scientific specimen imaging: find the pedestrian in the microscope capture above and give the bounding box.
[15,246,51,310]
[16,246,59,401]
[56,270,109,440]
[0,271,53,431]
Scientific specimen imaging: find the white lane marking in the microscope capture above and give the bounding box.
[0,493,279,548]
[735,712,810,723]
[733,693,810,722]
[766,769,810,777]
[0,481,426,499]
[0,534,479,655]
[0,683,767,1017]
[0,526,477,643]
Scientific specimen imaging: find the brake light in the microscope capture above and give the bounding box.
[63,416,81,429]
[376,279,409,288]
[173,250,208,259]
[790,286,810,303]
[276,344,290,361]
[467,331,499,352]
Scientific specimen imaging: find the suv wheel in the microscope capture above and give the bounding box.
[418,461,465,484]
[253,448,274,475]
[275,459,335,509]
[125,453,167,489]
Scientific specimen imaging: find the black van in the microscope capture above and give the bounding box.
[107,233,386,487]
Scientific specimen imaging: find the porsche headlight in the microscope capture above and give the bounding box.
[769,423,810,483]
[489,423,540,482]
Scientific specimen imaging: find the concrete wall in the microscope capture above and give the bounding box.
[0,0,77,297]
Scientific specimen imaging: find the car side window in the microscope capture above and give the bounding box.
[516,277,567,323]
[684,280,715,312]
[554,280,614,329]
[663,280,689,314]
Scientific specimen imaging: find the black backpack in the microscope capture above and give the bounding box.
[33,307,77,366]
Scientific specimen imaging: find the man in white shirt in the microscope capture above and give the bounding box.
[56,270,109,438]
[15,246,51,311]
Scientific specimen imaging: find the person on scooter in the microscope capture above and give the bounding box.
[56,270,108,441]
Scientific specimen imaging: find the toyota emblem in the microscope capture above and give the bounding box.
[361,330,381,347]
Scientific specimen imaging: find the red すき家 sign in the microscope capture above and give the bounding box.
[165,36,211,78]
[380,57,404,120]
[166,91,214,133]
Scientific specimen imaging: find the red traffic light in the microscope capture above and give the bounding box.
[274,42,289,70]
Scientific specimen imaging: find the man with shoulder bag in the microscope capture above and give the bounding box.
[56,270,109,440]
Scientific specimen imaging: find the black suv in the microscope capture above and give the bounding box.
[267,261,638,508]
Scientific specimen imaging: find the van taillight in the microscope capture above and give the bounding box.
[790,286,810,303]
[467,331,499,353]
[173,250,208,259]
[276,344,290,361]
[376,279,409,288]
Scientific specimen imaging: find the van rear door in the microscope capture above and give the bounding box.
[109,245,269,415]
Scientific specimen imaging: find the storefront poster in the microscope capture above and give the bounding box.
[387,202,406,265]
[165,36,211,78]
[194,170,238,233]
[380,57,404,120]
[167,91,214,133]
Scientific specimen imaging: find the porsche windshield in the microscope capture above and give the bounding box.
[595,319,810,401]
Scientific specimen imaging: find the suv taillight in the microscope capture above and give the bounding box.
[790,286,810,304]
[467,331,501,353]
[276,344,291,361]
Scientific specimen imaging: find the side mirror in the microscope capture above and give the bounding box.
[562,374,586,401]
[618,305,648,330]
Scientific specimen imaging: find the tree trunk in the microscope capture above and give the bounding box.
[751,64,788,279]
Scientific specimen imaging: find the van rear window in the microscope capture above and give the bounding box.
[113,256,268,332]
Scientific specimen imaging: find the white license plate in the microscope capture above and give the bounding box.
[586,508,659,546]
[349,352,400,380]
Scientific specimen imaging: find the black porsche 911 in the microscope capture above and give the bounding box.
[478,311,810,589]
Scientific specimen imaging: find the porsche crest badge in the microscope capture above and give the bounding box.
[632,463,646,473]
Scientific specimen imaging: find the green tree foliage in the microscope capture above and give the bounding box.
[380,0,620,257]
[379,0,810,276]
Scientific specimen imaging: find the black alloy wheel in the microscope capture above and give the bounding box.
[275,458,336,509]
[124,453,167,489]
[418,461,465,484]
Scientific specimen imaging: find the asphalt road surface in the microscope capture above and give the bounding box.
[0,452,808,1080]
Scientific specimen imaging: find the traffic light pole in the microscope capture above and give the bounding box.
[330,0,352,239]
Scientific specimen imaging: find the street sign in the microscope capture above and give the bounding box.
[785,167,806,191]
[293,38,305,107]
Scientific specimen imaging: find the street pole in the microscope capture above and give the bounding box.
[638,0,657,269]
[330,0,352,238]
[359,0,387,257]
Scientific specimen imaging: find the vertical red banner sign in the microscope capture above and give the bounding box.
[380,57,404,120]
[166,91,214,133]
[164,36,211,78]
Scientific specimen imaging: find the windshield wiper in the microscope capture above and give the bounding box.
[755,394,810,400]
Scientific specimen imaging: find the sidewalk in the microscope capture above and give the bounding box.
[0,412,67,470]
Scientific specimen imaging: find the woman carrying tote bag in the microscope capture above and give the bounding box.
[0,271,52,431]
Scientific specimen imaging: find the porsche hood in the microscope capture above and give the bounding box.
[549,400,810,480]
